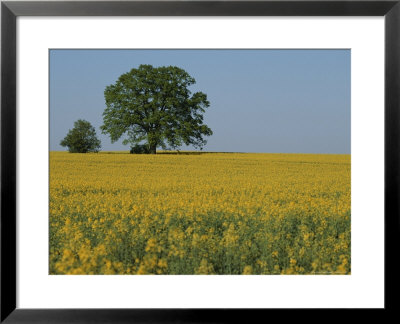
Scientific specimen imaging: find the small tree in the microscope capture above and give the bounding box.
[60,119,101,153]
[101,64,213,154]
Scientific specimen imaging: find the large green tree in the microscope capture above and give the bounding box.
[101,64,213,154]
[60,119,101,153]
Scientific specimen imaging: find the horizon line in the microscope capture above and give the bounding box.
[49,150,351,155]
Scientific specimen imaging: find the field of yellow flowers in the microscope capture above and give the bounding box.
[49,151,350,275]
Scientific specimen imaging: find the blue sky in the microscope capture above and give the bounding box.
[50,49,350,153]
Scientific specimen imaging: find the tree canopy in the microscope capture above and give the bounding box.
[100,64,213,154]
[60,119,101,153]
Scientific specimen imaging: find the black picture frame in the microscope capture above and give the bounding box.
[1,0,399,322]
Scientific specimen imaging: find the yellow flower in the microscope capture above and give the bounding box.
[242,266,252,275]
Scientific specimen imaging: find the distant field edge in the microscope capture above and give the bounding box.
[49,151,351,155]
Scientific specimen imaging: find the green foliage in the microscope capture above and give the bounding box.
[60,119,101,153]
[130,144,150,154]
[101,64,213,154]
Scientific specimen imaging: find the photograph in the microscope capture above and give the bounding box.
[49,49,351,275]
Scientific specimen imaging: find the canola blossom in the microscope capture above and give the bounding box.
[50,151,351,275]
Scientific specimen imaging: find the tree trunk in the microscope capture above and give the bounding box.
[149,143,157,154]
[147,133,157,154]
